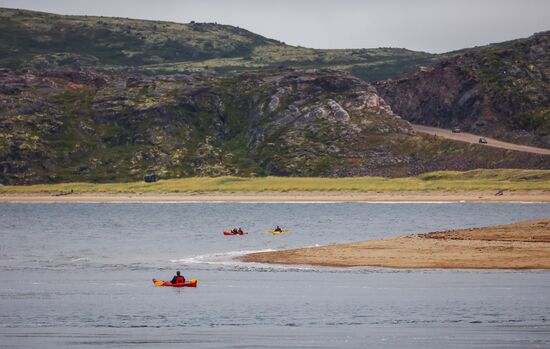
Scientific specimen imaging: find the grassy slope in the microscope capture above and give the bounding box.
[1,170,549,194]
[0,8,274,66]
[0,8,439,81]
[146,46,438,82]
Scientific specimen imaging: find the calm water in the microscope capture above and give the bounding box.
[1,202,549,348]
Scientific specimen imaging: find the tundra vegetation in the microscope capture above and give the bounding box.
[0,8,548,186]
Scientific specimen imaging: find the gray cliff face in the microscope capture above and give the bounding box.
[376,31,550,148]
[237,71,412,177]
[1,68,548,184]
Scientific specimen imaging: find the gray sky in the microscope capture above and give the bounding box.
[1,0,549,53]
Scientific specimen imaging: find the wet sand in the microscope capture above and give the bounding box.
[241,219,550,269]
[1,191,549,202]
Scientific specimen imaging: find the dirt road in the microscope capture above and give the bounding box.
[412,124,550,156]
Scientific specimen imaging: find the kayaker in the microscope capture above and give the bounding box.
[231,228,238,234]
[237,228,244,235]
[274,226,282,232]
[170,271,185,284]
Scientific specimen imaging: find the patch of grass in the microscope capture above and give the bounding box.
[1,169,549,194]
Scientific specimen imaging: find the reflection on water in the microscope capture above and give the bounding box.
[0,203,549,348]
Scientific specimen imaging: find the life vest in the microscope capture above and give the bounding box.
[175,276,185,284]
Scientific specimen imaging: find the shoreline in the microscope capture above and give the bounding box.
[1,191,549,203]
[241,219,550,269]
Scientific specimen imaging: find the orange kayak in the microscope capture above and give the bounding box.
[152,279,198,287]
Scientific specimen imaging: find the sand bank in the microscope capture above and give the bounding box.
[1,191,549,203]
[241,219,550,269]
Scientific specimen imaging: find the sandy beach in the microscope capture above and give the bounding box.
[1,190,549,203]
[241,219,550,269]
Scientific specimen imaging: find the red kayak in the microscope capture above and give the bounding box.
[223,231,247,236]
[152,279,198,287]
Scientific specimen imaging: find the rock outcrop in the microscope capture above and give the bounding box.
[1,68,548,184]
[377,31,550,148]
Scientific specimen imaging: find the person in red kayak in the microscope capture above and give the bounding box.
[170,271,185,284]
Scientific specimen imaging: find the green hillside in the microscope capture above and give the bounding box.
[0,8,438,82]
[1,8,548,185]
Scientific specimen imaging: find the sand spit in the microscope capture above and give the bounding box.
[241,219,550,269]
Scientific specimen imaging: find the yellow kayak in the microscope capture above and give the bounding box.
[267,229,289,235]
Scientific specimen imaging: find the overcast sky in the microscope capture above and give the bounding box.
[1,0,549,53]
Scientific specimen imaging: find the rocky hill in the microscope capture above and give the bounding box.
[377,31,550,148]
[1,9,549,184]
[1,67,548,184]
[0,8,438,82]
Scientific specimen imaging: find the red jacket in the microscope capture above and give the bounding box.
[171,275,185,284]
